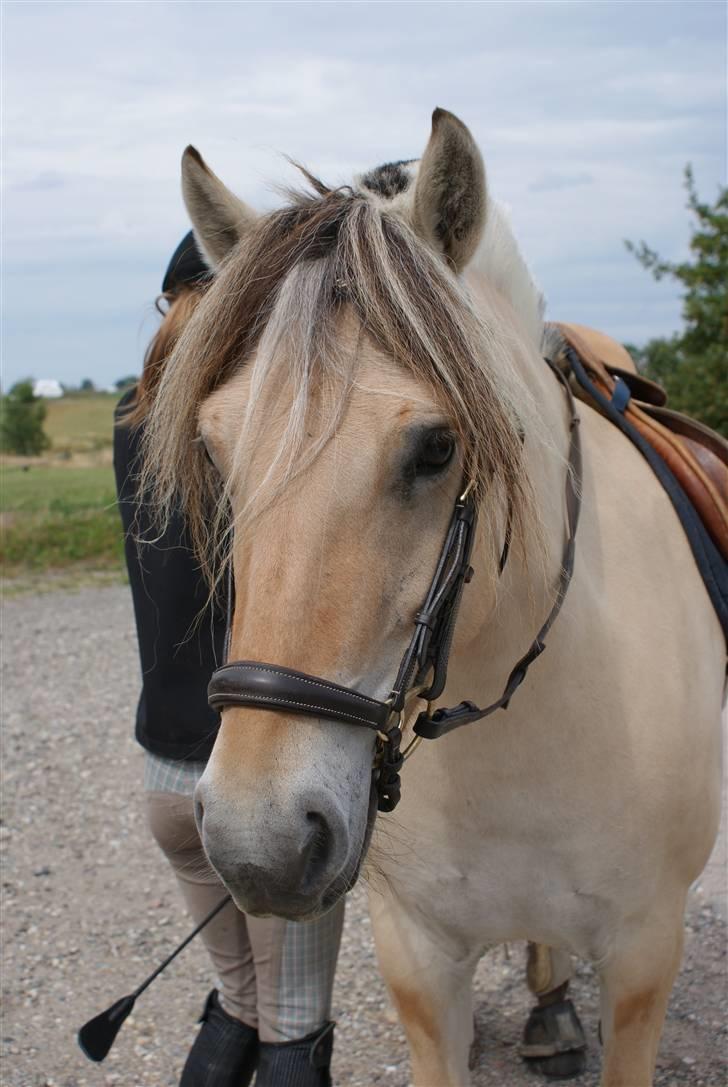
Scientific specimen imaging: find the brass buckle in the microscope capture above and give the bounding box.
[401,730,423,761]
[399,695,433,761]
[375,702,401,761]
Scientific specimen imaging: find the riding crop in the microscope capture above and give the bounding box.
[77,893,231,1062]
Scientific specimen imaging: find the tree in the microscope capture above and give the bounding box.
[115,374,138,390]
[79,378,95,393]
[0,380,50,455]
[626,166,727,436]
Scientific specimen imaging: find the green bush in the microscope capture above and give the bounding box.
[0,381,50,455]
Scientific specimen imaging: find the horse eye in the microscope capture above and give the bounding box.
[416,429,456,475]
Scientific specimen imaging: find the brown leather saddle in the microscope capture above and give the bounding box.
[548,322,728,563]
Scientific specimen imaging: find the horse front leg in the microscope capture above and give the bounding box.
[369,886,476,1086]
[598,896,686,1087]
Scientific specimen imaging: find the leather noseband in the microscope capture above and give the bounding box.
[208,662,392,730]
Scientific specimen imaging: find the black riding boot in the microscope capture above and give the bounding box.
[180,989,259,1087]
[255,1021,335,1087]
[521,982,587,1080]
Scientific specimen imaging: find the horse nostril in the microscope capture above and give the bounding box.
[301,811,333,890]
[198,795,350,913]
[305,810,328,846]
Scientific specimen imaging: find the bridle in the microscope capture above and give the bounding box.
[208,360,582,812]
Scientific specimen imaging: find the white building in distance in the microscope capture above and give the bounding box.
[33,379,64,398]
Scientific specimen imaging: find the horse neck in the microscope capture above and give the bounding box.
[457,275,573,699]
[470,199,545,353]
[509,344,575,622]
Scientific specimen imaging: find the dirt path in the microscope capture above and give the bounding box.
[1,586,725,1086]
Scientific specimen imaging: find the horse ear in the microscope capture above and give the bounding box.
[412,109,487,272]
[181,146,257,269]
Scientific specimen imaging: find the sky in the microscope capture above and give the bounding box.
[2,0,726,389]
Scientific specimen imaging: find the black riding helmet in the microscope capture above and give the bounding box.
[161,230,212,294]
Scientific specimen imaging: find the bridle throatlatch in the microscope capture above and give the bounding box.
[208,361,582,812]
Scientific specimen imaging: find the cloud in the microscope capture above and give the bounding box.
[2,0,725,385]
[529,172,594,193]
[13,170,66,192]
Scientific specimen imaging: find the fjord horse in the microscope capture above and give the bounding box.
[143,110,724,1085]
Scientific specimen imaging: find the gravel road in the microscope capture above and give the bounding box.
[2,585,726,1087]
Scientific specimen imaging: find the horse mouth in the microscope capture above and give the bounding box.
[292,776,381,919]
[317,777,380,913]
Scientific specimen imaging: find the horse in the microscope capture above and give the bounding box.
[141,109,724,1086]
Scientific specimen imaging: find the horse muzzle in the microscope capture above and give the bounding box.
[194,762,363,920]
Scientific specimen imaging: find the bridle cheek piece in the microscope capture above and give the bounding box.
[207,362,582,812]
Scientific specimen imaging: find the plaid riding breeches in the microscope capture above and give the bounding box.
[144,752,345,1043]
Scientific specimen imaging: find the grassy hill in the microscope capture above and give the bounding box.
[43,392,120,454]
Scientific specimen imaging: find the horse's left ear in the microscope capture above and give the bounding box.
[411,108,487,272]
[181,146,258,269]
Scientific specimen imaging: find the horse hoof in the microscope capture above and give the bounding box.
[521,997,587,1080]
[525,1049,587,1080]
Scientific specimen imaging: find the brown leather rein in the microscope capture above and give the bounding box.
[208,360,582,812]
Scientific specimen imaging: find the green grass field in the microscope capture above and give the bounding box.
[1,394,128,577]
[1,463,123,573]
[2,464,116,513]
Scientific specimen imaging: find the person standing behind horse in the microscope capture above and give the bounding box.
[113,232,343,1087]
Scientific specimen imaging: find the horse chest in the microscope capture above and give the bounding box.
[375,800,618,961]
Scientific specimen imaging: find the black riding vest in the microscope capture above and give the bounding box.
[113,389,224,761]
